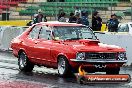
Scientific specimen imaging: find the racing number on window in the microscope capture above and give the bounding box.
[29,25,41,39]
[39,26,51,40]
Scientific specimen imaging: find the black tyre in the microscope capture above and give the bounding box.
[106,68,120,74]
[58,56,72,77]
[18,52,34,72]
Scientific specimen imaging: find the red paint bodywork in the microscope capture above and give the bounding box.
[11,22,127,72]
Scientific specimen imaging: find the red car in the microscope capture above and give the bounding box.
[11,22,127,77]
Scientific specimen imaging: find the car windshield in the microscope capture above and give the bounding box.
[53,26,97,40]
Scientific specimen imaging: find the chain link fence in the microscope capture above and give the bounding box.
[0,0,131,24]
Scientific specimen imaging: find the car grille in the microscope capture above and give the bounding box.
[85,52,116,59]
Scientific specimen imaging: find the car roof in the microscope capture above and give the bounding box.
[39,21,83,26]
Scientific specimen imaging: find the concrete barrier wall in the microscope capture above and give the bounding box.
[0,26,28,50]
[95,32,132,65]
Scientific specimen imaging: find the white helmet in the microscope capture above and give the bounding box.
[38,9,42,13]
[34,14,38,17]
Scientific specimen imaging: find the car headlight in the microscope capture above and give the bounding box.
[118,52,126,60]
[76,52,86,60]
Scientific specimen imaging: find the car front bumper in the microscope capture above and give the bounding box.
[69,59,127,72]
[70,59,127,63]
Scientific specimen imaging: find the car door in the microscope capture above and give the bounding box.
[24,25,41,59]
[34,26,53,66]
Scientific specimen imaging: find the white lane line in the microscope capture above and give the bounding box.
[0,62,18,70]
[0,61,58,74]
[0,58,17,62]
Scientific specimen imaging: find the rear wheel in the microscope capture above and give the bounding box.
[18,52,34,72]
[106,68,120,74]
[58,56,72,77]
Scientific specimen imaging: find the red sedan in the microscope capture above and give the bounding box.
[11,22,127,77]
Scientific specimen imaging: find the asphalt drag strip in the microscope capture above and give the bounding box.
[0,51,132,88]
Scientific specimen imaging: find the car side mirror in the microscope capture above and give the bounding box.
[97,38,99,41]
[52,37,60,41]
[95,36,99,41]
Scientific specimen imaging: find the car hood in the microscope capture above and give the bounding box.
[62,39,125,52]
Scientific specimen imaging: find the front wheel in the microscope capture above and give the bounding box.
[58,56,72,77]
[18,52,34,72]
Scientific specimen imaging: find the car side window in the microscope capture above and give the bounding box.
[118,24,129,32]
[29,25,41,39]
[39,26,51,40]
